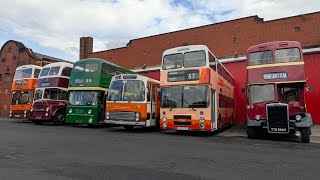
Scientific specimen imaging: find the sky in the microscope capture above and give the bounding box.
[0,0,319,62]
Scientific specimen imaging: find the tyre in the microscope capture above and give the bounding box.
[300,127,311,143]
[247,126,258,139]
[53,110,65,126]
[124,125,134,130]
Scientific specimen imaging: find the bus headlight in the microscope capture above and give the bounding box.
[200,117,205,123]
[200,123,205,129]
[24,110,27,114]
[69,108,72,113]
[30,108,34,112]
[24,114,27,118]
[162,122,167,129]
[162,116,167,122]
[135,112,140,121]
[45,113,48,116]
[10,110,12,114]
[89,117,93,123]
[106,111,110,120]
[295,115,302,122]
[88,109,92,114]
[46,107,50,112]
[9,113,12,117]
[255,115,261,121]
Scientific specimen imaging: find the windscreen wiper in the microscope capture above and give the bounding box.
[183,99,196,111]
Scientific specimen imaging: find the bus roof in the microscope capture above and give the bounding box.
[112,74,160,84]
[162,45,209,56]
[16,64,42,70]
[41,62,73,68]
[247,41,302,54]
[75,58,134,73]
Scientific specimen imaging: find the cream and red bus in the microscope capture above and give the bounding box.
[105,74,160,130]
[160,45,234,132]
[10,65,42,119]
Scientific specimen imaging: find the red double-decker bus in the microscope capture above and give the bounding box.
[30,62,73,125]
[246,41,313,143]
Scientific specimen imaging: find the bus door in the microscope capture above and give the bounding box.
[211,90,217,130]
[99,91,107,122]
[147,84,156,127]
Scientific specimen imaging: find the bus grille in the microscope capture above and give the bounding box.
[74,109,85,114]
[109,111,135,121]
[174,121,191,126]
[267,103,289,133]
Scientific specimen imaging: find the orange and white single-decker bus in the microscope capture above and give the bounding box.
[160,45,235,132]
[10,65,42,119]
[105,74,160,130]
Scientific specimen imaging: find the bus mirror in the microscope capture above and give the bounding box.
[306,86,312,92]
[241,88,245,93]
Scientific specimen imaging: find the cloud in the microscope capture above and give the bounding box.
[0,0,319,61]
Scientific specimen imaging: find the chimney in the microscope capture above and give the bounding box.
[79,36,93,60]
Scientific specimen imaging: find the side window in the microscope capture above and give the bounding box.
[102,64,116,75]
[209,52,216,71]
[219,93,224,108]
[34,69,41,78]
[152,85,156,102]
[62,67,72,77]
[147,85,151,102]
[116,70,124,75]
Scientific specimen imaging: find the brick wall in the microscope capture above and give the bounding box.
[87,12,320,69]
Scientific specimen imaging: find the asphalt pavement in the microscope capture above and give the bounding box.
[0,118,319,180]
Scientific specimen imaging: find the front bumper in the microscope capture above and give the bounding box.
[105,119,146,126]
[247,113,313,129]
[10,110,30,120]
[29,111,52,121]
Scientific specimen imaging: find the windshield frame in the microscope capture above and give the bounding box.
[107,80,146,102]
[11,90,32,105]
[249,84,276,104]
[68,90,99,106]
[162,50,207,70]
[161,85,209,108]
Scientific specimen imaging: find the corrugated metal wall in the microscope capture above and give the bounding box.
[138,52,320,124]
[304,53,320,124]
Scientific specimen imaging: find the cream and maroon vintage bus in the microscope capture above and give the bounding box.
[105,74,160,130]
[160,45,235,132]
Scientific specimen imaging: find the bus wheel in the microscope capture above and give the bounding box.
[247,126,258,139]
[300,127,311,143]
[53,110,65,126]
[124,125,134,130]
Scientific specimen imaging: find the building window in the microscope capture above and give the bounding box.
[13,56,16,60]
[8,47,11,53]
[0,73,2,81]
[294,26,300,32]
[1,58,5,62]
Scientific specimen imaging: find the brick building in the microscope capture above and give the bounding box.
[0,40,70,117]
[81,11,320,124]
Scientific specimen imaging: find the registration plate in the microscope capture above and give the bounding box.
[35,116,42,119]
[177,127,188,130]
[14,115,21,117]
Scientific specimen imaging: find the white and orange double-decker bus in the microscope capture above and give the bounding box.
[105,74,160,130]
[160,45,235,132]
[10,65,42,119]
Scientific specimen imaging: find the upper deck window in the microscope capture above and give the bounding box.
[14,68,33,79]
[162,53,183,70]
[72,64,85,72]
[275,48,301,63]
[40,67,50,77]
[85,63,98,72]
[249,51,272,65]
[48,66,60,76]
[102,64,116,75]
[72,63,98,73]
[61,67,72,77]
[184,51,206,68]
[34,69,41,78]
